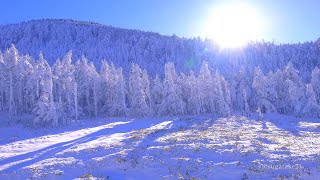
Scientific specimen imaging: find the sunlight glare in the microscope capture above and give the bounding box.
[204,3,264,48]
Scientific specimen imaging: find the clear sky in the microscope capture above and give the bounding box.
[0,0,320,43]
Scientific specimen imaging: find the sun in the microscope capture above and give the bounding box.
[204,3,263,48]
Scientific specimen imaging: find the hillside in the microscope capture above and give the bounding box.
[1,19,320,78]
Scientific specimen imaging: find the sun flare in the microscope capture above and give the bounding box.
[204,3,264,48]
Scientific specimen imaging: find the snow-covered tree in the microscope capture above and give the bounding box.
[150,75,163,115]
[284,62,305,116]
[75,56,91,117]
[74,56,102,119]
[0,51,4,111]
[142,69,152,113]
[52,51,78,123]
[301,84,320,117]
[231,66,252,113]
[100,61,127,117]
[252,67,277,113]
[186,71,201,115]
[110,67,127,116]
[311,67,320,105]
[16,55,34,114]
[271,69,287,114]
[198,61,214,114]
[242,89,250,116]
[2,44,20,119]
[32,54,58,127]
[158,62,185,116]
[128,63,152,117]
[215,72,232,116]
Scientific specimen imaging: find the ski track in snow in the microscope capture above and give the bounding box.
[0,114,320,179]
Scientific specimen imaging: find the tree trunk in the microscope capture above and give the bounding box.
[9,71,16,119]
[74,83,78,123]
[94,82,97,118]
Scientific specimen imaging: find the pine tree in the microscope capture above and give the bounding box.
[272,69,287,114]
[0,51,4,111]
[232,66,252,113]
[311,67,320,105]
[53,51,78,123]
[284,62,305,116]
[2,44,20,119]
[198,61,214,114]
[151,74,163,115]
[99,62,127,117]
[158,62,185,116]
[187,71,201,115]
[75,56,91,117]
[252,67,276,113]
[215,72,232,116]
[128,63,151,117]
[32,54,58,127]
[302,84,320,117]
[16,55,34,114]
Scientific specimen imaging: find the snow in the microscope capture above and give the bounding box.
[0,113,320,179]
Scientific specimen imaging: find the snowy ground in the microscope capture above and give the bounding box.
[0,113,320,180]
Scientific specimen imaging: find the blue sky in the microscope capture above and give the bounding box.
[1,0,320,43]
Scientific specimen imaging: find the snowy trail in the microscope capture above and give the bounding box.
[0,114,320,179]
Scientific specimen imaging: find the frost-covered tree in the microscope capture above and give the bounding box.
[158,62,185,116]
[89,62,100,118]
[252,67,277,113]
[215,72,232,116]
[284,62,305,116]
[186,71,201,115]
[110,67,127,116]
[142,69,152,113]
[301,84,320,117]
[311,67,320,105]
[100,61,127,117]
[16,55,34,114]
[0,51,4,111]
[75,56,91,117]
[128,63,151,117]
[2,44,20,119]
[32,54,58,127]
[177,73,190,114]
[74,56,100,118]
[231,66,252,113]
[52,51,78,123]
[242,89,250,116]
[150,75,163,115]
[74,82,78,122]
[198,61,214,114]
[271,69,287,113]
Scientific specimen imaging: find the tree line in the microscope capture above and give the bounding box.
[0,45,319,127]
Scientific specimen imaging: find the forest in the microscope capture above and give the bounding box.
[1,44,319,127]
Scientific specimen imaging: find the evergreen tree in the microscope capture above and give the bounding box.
[311,67,320,105]
[198,61,214,114]
[284,62,305,116]
[302,84,320,117]
[159,62,185,116]
[128,63,151,117]
[252,67,276,113]
[186,71,201,115]
[32,54,58,127]
[151,75,163,115]
[2,44,20,119]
